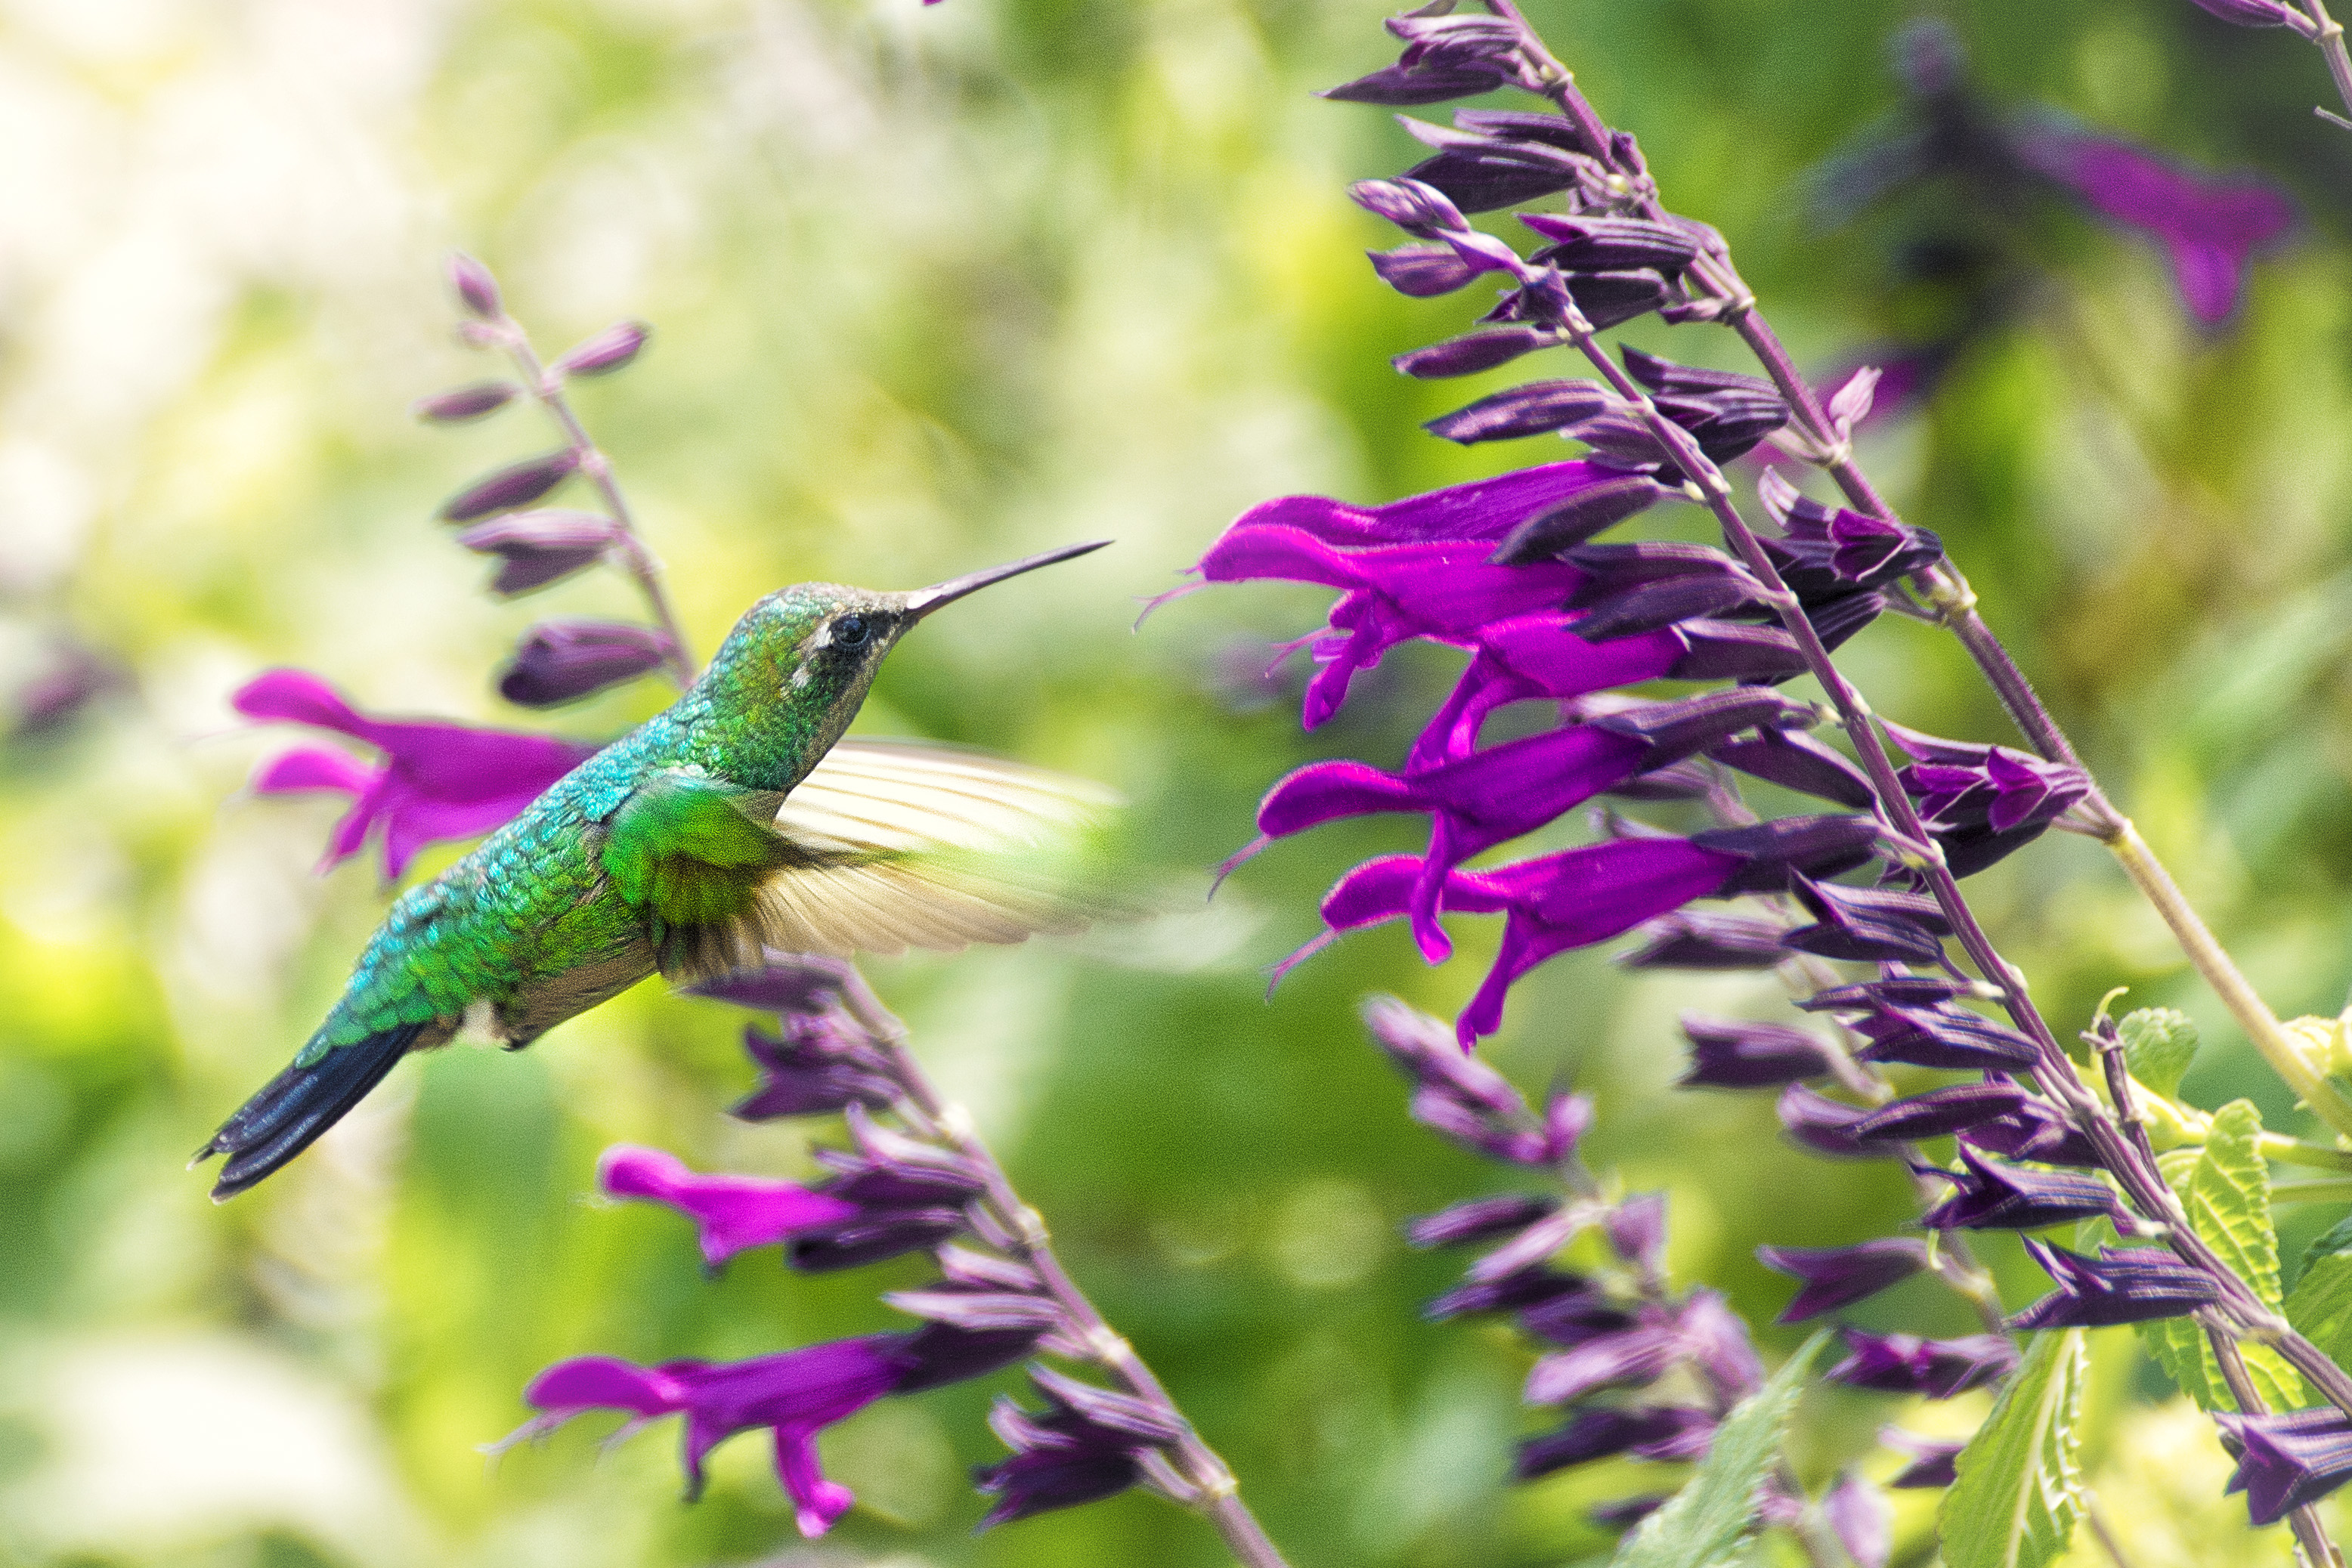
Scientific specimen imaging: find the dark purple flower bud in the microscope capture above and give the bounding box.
[414,381,520,422]
[598,1144,859,1268]
[1710,728,1877,809]
[1425,1264,1588,1322]
[1563,270,1672,330]
[893,1321,1046,1393]
[2217,1409,2352,1526]
[1561,540,1741,598]
[1959,1101,2103,1167]
[1384,11,1521,51]
[439,448,580,522]
[1849,1082,2032,1143]
[1620,346,1774,399]
[1754,470,1942,597]
[973,1367,1187,1529]
[880,1286,1063,1335]
[2009,1238,2224,1329]
[1883,1429,1964,1489]
[1778,1084,1884,1160]
[1367,243,1485,298]
[1407,1192,1561,1248]
[1526,1324,1685,1404]
[1800,976,1976,1011]
[1543,1092,1593,1163]
[693,955,857,1014]
[1323,60,1511,105]
[1452,108,1595,155]
[1516,1407,1716,1478]
[1427,380,1614,444]
[1488,473,1672,562]
[1679,1014,1837,1089]
[1394,324,1555,379]
[1590,1494,1673,1529]
[1364,996,1529,1116]
[236,668,597,880]
[1346,176,1468,235]
[735,1028,901,1119]
[497,620,671,707]
[1560,409,1676,472]
[1520,213,1701,275]
[1690,814,1885,894]
[785,1206,967,1273]
[1407,1087,1548,1165]
[1847,1004,2041,1073]
[1620,911,1793,970]
[1758,1238,1931,1322]
[1914,1149,2115,1232]
[551,320,650,376]
[1519,1288,1636,1347]
[1782,877,1950,964]
[1826,1329,2017,1399]
[1404,141,1593,214]
[1804,589,1891,652]
[1589,688,1817,768]
[456,509,617,595]
[1824,1471,1893,1568]
[448,252,503,319]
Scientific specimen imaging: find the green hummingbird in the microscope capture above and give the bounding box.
[197,541,1113,1201]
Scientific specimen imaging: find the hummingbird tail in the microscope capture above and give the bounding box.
[196,1022,429,1201]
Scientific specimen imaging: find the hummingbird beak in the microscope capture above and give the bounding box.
[901,540,1111,620]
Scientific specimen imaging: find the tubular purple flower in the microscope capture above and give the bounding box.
[733,1018,902,1120]
[2009,1238,2225,1328]
[1515,1406,1715,1479]
[2186,0,2308,23]
[973,1367,1187,1529]
[1678,1014,1837,1089]
[1912,1148,2117,1230]
[1782,877,1952,964]
[498,620,673,707]
[448,252,503,319]
[1882,1429,1964,1489]
[1710,728,1877,810]
[551,320,651,376]
[1526,1323,1685,1404]
[1619,911,1793,970]
[1958,1102,2102,1167]
[1407,1193,1563,1248]
[236,668,594,878]
[1425,379,1615,444]
[1849,1081,2032,1143]
[1756,1239,1932,1322]
[1844,1003,2041,1073]
[1826,1330,2017,1398]
[598,1144,859,1268]
[1777,1084,1885,1160]
[2217,1409,2352,1526]
[1286,838,1744,1044]
[1678,1288,1764,1399]
[2019,127,2295,323]
[1323,60,1512,106]
[439,449,580,522]
[1824,1471,1894,1568]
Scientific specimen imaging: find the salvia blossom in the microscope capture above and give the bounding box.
[973,1365,1191,1529]
[597,1144,856,1269]
[235,668,594,878]
[2218,1408,2352,1525]
[1757,1240,1932,1322]
[2007,1238,2225,1329]
[497,620,675,707]
[1825,1330,2018,1398]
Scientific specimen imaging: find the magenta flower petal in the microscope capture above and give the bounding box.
[599,1145,860,1267]
[525,1354,698,1419]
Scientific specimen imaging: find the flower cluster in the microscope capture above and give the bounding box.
[498,956,1272,1548]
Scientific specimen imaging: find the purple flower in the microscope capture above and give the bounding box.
[1778,1084,1884,1161]
[1782,877,1951,964]
[2009,1238,2223,1328]
[597,1145,858,1268]
[1824,1471,1893,1568]
[1825,1330,2017,1398]
[1913,1148,2117,1230]
[1958,1100,2102,1167]
[732,1016,902,1120]
[2022,128,2295,324]
[1843,1002,2041,1073]
[1619,911,1793,970]
[1286,838,1744,1045]
[973,1366,1187,1529]
[1515,1406,1715,1478]
[456,510,617,596]
[1756,1239,1931,1322]
[1881,1428,1964,1489]
[1884,720,2093,874]
[439,449,580,521]
[505,1337,911,1534]
[1526,1323,1687,1404]
[2217,1409,2352,1526]
[1849,1081,2032,1143]
[1679,1014,1837,1089]
[236,668,595,878]
[499,620,673,707]
[1407,1193,1562,1248]
[551,320,651,376]
[413,381,520,422]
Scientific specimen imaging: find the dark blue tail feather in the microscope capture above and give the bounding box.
[197,1022,427,1200]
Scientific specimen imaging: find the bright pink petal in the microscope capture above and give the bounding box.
[599,1144,859,1267]
[252,745,378,797]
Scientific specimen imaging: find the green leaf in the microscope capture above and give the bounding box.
[2119,1007,2199,1099]
[1939,1328,2087,1568]
[2289,1212,2352,1372]
[1609,1331,1829,1568]
[2133,1099,2305,1411]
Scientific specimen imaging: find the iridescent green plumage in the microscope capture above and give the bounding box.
[200,545,1110,1199]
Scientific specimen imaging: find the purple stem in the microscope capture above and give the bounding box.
[481,314,698,688]
[825,966,1292,1568]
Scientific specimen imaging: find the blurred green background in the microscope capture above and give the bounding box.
[8,1,2352,1564]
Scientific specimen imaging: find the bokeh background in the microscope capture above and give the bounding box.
[7,1,2352,1564]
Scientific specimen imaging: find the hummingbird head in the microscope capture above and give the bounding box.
[691,540,1109,787]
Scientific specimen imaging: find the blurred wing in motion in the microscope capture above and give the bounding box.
[609,738,1121,982]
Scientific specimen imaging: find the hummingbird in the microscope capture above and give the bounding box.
[197,541,1114,1201]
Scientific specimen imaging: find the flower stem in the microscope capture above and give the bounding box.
[487,318,698,687]
[827,967,1292,1568]
[2297,0,2352,129]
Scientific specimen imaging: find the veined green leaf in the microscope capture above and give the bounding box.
[1609,1331,1829,1568]
[2134,1099,2305,1411]
[1940,1328,2087,1568]
[2288,1212,2352,1371]
[2118,1007,2199,1099]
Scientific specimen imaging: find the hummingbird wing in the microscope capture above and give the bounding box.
[602,741,1117,982]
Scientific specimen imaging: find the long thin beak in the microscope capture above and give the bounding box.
[902,540,1112,620]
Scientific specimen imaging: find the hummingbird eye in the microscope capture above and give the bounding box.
[832,614,872,650]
